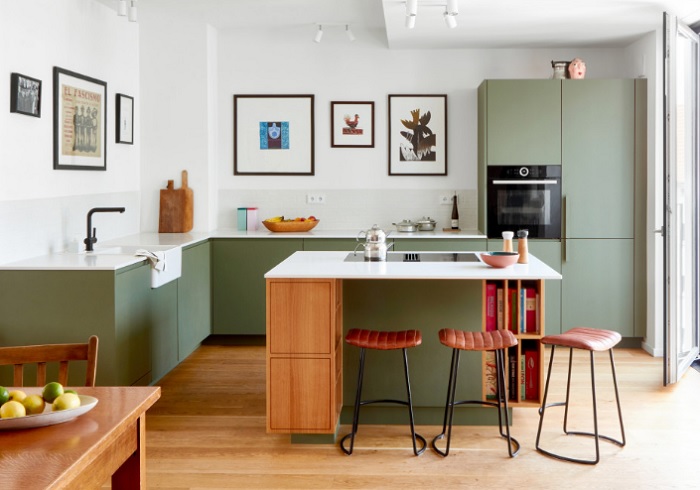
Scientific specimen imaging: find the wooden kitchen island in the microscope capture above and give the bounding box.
[265,251,561,439]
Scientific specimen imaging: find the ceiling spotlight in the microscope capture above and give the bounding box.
[345,25,355,42]
[406,0,417,28]
[117,0,127,16]
[446,0,459,15]
[314,25,323,43]
[128,0,137,22]
[444,10,457,28]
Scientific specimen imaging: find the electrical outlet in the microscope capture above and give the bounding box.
[439,195,452,205]
[307,193,326,204]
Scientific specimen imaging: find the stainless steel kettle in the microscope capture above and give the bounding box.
[354,224,394,261]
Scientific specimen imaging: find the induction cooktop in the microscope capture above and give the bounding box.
[344,252,480,263]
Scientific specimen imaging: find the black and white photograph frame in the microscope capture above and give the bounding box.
[331,101,375,148]
[10,73,42,118]
[388,94,447,176]
[53,67,107,171]
[234,94,315,175]
[115,93,134,144]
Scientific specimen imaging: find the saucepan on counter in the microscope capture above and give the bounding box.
[393,217,437,232]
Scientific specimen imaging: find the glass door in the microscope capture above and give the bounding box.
[663,12,700,385]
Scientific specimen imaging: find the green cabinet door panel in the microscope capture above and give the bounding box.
[178,242,212,361]
[562,238,634,337]
[562,79,635,239]
[481,79,562,166]
[211,238,302,335]
[303,239,357,252]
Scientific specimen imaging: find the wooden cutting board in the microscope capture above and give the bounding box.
[159,170,193,233]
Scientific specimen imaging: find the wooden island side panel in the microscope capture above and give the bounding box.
[266,278,342,434]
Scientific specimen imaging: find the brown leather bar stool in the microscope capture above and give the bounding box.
[340,328,427,456]
[432,328,520,457]
[536,327,626,464]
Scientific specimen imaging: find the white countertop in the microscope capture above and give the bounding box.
[265,251,562,280]
[0,230,487,271]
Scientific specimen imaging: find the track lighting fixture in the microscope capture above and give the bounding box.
[312,23,356,43]
[128,0,137,22]
[314,25,323,43]
[117,0,127,16]
[405,0,459,29]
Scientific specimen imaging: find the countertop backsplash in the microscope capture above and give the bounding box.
[218,189,477,233]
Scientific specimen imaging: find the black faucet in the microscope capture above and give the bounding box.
[84,207,126,251]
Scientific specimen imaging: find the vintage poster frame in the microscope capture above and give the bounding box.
[53,67,107,171]
[10,73,42,117]
[234,94,315,175]
[330,101,375,148]
[115,93,134,144]
[388,94,447,176]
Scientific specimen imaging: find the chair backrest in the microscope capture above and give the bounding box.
[0,335,99,387]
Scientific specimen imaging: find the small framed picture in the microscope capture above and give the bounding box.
[331,101,375,148]
[10,73,42,117]
[388,94,447,176]
[116,93,134,144]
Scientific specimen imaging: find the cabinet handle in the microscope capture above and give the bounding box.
[562,196,568,262]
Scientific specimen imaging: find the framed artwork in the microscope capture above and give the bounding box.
[53,67,107,170]
[115,93,134,144]
[234,94,315,175]
[388,94,447,176]
[10,73,41,117]
[331,101,374,148]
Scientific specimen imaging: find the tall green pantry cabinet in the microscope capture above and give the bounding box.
[478,78,646,339]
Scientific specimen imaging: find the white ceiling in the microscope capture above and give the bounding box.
[100,0,700,49]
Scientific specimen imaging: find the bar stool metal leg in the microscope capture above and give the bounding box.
[402,348,427,456]
[340,347,367,455]
[536,344,626,465]
[432,346,520,458]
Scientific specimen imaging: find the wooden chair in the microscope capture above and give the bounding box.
[0,335,99,387]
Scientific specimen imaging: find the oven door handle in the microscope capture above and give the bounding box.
[491,180,559,185]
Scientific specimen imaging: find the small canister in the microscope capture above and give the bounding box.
[502,231,514,252]
[517,229,529,264]
[246,207,258,231]
[237,208,247,231]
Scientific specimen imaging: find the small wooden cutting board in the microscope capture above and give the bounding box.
[159,170,193,233]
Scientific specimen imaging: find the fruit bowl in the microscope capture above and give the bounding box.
[480,252,519,268]
[262,219,319,232]
[0,394,98,430]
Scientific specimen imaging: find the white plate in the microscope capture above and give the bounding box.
[0,395,98,431]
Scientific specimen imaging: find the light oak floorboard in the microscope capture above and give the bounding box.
[136,344,700,489]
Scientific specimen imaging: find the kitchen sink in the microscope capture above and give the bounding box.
[344,252,480,263]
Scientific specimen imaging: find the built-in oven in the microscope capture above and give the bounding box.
[486,165,562,239]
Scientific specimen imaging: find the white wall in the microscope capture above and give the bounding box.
[0,0,140,263]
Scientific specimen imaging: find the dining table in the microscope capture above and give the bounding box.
[0,386,161,489]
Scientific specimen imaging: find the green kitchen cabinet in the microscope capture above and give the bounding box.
[562,239,635,337]
[562,79,636,239]
[211,238,302,335]
[478,79,562,166]
[178,241,212,361]
[303,238,357,252]
[391,238,486,252]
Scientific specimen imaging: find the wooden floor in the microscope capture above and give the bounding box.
[143,343,700,489]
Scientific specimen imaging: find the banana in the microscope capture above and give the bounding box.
[266,216,284,222]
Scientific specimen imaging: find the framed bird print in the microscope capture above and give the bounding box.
[388,94,447,175]
[331,101,374,148]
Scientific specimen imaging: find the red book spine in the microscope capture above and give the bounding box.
[509,288,518,333]
[525,348,539,400]
[525,288,537,333]
[486,283,497,331]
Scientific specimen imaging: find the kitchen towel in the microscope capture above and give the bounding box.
[135,249,167,272]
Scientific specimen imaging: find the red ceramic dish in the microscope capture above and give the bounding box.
[480,252,519,268]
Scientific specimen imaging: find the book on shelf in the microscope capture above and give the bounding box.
[508,348,517,401]
[525,347,539,400]
[520,354,526,401]
[484,351,497,400]
[497,287,504,330]
[485,283,497,331]
[509,287,518,333]
[525,287,537,333]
